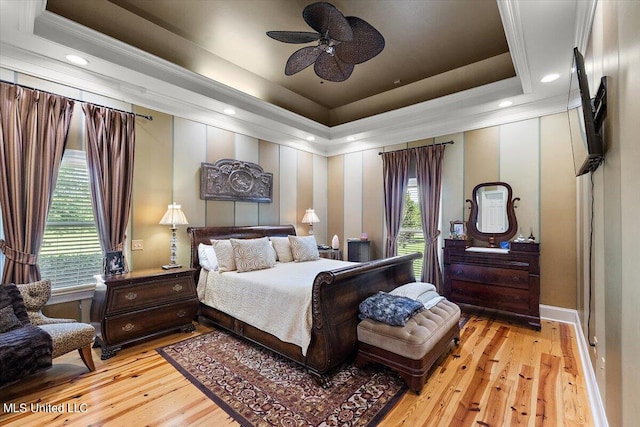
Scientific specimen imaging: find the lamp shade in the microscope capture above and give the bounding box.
[301,208,320,224]
[159,203,189,226]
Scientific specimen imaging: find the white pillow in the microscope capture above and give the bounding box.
[211,239,235,272]
[197,243,218,271]
[390,282,436,300]
[288,235,319,262]
[270,236,294,263]
[230,237,276,273]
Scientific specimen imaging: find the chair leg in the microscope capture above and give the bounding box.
[78,344,96,372]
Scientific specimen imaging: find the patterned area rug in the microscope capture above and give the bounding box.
[157,329,407,426]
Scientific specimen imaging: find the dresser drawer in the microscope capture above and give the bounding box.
[447,263,529,289]
[450,280,530,313]
[106,275,196,313]
[104,300,197,344]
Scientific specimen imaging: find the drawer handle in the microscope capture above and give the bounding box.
[125,292,137,300]
[512,276,522,282]
[453,269,464,276]
[172,284,183,292]
[122,323,135,332]
[176,310,187,318]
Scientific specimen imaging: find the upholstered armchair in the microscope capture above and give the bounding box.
[16,280,96,373]
[0,283,52,387]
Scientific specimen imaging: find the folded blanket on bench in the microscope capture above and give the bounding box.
[359,291,424,326]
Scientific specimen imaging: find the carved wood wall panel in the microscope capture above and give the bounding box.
[200,159,273,203]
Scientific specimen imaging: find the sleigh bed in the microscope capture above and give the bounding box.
[187,225,420,377]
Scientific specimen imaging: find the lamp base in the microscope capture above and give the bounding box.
[162,263,182,270]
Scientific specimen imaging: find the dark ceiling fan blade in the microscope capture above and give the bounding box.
[303,2,353,42]
[285,46,322,75]
[266,31,320,44]
[314,51,354,82]
[335,16,385,64]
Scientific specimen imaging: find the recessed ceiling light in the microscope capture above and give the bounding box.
[498,100,513,108]
[541,73,560,83]
[223,108,236,115]
[347,136,355,142]
[65,54,88,66]
[306,136,315,141]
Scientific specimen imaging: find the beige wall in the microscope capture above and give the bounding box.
[330,117,577,310]
[131,115,329,270]
[578,2,640,426]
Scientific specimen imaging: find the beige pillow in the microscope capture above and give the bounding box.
[211,239,235,272]
[231,237,276,273]
[270,236,294,263]
[288,235,320,262]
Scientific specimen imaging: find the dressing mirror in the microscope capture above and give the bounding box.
[466,182,519,247]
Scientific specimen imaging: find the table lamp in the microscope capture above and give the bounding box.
[159,203,189,269]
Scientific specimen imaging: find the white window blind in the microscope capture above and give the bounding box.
[397,178,424,278]
[39,150,103,288]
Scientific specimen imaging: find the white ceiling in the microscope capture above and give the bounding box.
[0,0,595,156]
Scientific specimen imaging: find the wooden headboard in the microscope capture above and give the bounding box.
[187,224,296,271]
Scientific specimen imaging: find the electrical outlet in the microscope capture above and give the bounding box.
[131,240,144,251]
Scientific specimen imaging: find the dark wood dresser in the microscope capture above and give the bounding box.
[91,268,198,359]
[442,239,541,329]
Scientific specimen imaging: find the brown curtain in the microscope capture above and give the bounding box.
[82,104,135,261]
[414,144,446,289]
[0,83,74,284]
[382,150,411,257]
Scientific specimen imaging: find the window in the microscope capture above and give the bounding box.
[39,150,102,288]
[397,178,424,278]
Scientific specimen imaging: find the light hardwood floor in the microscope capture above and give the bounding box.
[0,313,594,426]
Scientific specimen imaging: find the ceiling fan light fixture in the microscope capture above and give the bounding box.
[267,2,384,82]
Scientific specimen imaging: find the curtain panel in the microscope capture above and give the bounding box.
[0,82,73,284]
[413,145,446,289]
[82,104,135,266]
[381,150,411,258]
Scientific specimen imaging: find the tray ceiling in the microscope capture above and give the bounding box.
[45,0,516,126]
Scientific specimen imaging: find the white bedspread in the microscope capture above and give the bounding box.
[197,258,356,356]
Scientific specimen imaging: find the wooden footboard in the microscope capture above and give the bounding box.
[187,225,421,376]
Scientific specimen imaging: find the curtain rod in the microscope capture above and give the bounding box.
[0,80,153,121]
[378,140,454,155]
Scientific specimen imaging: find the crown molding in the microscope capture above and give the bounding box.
[497,0,532,94]
[574,0,597,53]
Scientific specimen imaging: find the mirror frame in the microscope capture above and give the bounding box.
[466,181,519,247]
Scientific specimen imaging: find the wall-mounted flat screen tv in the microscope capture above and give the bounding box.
[567,47,607,176]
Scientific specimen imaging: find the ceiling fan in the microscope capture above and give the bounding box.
[266,2,385,82]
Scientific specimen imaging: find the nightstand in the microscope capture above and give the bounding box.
[318,248,342,260]
[91,267,198,359]
[347,239,371,262]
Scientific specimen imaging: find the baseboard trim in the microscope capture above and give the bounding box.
[540,304,608,427]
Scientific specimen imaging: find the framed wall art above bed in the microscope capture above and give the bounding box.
[200,159,273,203]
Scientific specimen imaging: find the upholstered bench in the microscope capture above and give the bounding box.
[356,299,461,393]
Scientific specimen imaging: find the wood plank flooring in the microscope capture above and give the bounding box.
[0,313,594,426]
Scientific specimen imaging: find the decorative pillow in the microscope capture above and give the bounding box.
[0,305,23,333]
[288,235,319,262]
[359,291,424,326]
[211,239,236,272]
[390,282,436,300]
[270,236,294,263]
[230,237,276,273]
[198,243,218,271]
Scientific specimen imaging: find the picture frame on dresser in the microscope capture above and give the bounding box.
[104,251,126,276]
[449,220,467,238]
